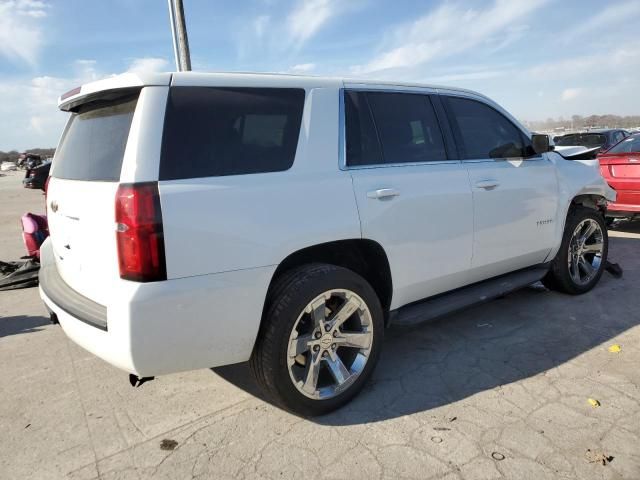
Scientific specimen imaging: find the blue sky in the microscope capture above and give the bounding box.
[1,0,640,150]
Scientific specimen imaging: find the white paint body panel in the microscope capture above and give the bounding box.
[465,157,559,278]
[160,87,361,278]
[40,71,616,378]
[350,163,473,309]
[39,238,274,376]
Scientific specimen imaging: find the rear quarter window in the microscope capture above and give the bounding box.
[52,95,138,181]
[160,87,305,180]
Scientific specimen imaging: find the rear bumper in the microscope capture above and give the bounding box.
[39,260,108,330]
[38,238,275,376]
[607,199,640,215]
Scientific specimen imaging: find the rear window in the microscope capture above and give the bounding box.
[607,135,640,154]
[160,87,305,180]
[555,133,606,148]
[52,95,138,181]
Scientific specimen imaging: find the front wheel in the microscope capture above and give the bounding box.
[542,207,608,294]
[250,264,384,416]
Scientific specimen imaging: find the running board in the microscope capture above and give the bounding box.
[389,265,549,328]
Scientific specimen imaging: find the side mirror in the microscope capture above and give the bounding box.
[531,134,552,155]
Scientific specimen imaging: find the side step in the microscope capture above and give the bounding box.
[390,265,549,328]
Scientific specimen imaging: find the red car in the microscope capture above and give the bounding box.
[598,133,640,221]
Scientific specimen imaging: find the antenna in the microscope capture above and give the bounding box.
[167,0,192,71]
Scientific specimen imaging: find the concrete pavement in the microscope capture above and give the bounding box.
[1,169,639,479]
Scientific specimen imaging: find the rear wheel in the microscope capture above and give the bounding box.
[250,264,383,416]
[543,207,608,294]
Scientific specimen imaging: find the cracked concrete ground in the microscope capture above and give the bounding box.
[1,169,639,480]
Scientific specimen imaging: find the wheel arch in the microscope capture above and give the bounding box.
[547,193,610,263]
[263,239,393,322]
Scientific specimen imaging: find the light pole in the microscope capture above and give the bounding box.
[167,0,192,71]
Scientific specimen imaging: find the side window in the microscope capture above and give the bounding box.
[445,96,527,159]
[367,92,447,164]
[345,91,384,166]
[345,90,447,166]
[160,87,305,180]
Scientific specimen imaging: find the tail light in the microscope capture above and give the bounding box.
[115,182,167,282]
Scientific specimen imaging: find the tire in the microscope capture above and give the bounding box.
[542,206,608,294]
[250,263,384,416]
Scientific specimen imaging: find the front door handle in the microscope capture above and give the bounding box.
[367,188,400,199]
[474,179,499,190]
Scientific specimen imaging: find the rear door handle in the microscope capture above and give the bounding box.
[474,179,499,190]
[367,188,400,199]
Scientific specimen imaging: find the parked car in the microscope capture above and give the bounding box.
[23,160,51,190]
[598,133,640,221]
[555,129,630,152]
[39,72,615,415]
[0,161,17,172]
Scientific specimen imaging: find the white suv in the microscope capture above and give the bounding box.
[40,72,615,415]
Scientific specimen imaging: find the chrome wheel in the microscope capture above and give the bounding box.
[287,289,374,400]
[567,218,604,286]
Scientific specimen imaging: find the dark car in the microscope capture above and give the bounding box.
[23,160,51,190]
[555,129,630,152]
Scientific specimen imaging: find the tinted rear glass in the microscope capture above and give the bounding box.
[607,135,640,154]
[160,87,305,180]
[367,92,447,164]
[52,95,138,181]
[345,91,384,166]
[555,133,606,148]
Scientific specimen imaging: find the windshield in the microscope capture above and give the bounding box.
[606,135,640,154]
[555,133,606,148]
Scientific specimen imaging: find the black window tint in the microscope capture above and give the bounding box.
[607,135,640,154]
[345,91,383,166]
[555,133,606,148]
[160,87,305,180]
[367,92,447,164]
[52,95,138,181]
[445,97,526,159]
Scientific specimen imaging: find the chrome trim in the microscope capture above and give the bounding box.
[345,159,462,171]
[463,156,544,164]
[343,84,438,95]
[338,87,347,170]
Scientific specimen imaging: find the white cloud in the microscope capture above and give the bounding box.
[422,69,506,84]
[287,0,340,44]
[288,63,316,73]
[353,0,548,74]
[561,88,583,101]
[561,1,640,43]
[0,57,169,150]
[126,57,170,74]
[0,0,49,65]
[528,48,640,79]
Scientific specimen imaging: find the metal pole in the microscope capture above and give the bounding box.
[167,0,192,71]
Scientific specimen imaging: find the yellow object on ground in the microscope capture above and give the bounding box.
[608,344,622,353]
[588,398,601,408]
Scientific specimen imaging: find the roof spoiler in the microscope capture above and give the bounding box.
[58,72,172,111]
[554,146,601,161]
